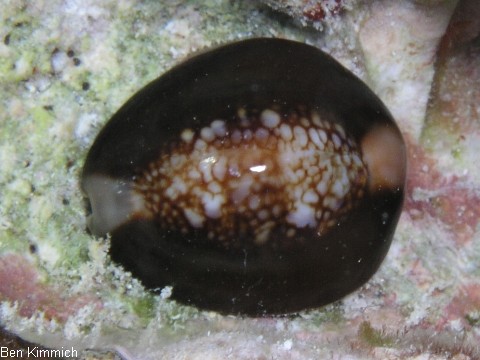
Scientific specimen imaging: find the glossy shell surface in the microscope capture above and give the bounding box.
[81,38,406,315]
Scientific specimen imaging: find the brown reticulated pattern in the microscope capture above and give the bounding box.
[134,107,368,247]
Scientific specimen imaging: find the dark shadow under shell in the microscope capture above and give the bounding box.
[81,38,406,315]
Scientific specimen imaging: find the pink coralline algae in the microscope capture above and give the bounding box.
[0,254,101,322]
[303,0,345,21]
[405,137,480,245]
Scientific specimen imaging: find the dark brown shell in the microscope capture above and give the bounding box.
[81,38,406,315]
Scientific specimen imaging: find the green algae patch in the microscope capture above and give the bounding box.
[129,294,156,322]
[300,303,345,329]
[358,321,396,348]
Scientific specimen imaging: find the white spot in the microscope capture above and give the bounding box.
[200,127,215,143]
[194,139,207,150]
[160,286,172,299]
[210,120,227,138]
[331,180,347,198]
[228,162,241,177]
[248,195,261,210]
[255,222,275,244]
[342,153,352,166]
[323,196,341,211]
[183,208,204,228]
[340,166,350,184]
[170,154,186,168]
[243,129,253,141]
[181,128,195,143]
[255,127,269,142]
[51,51,69,73]
[280,124,292,141]
[318,129,328,144]
[307,166,318,177]
[294,168,305,181]
[188,169,201,180]
[164,179,187,200]
[287,202,316,228]
[311,111,322,127]
[191,186,203,197]
[283,339,293,351]
[250,164,267,173]
[260,109,281,128]
[292,186,303,201]
[302,190,319,204]
[199,156,216,182]
[332,133,342,149]
[208,181,222,194]
[237,107,247,119]
[212,156,227,181]
[202,193,224,219]
[293,126,308,148]
[300,117,310,127]
[75,113,99,141]
[165,19,190,38]
[316,178,329,196]
[334,123,346,138]
[201,156,216,165]
[231,175,253,203]
[352,153,363,167]
[308,128,322,148]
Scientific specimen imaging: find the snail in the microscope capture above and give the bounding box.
[81,38,406,315]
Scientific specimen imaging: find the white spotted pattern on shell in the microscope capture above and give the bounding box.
[134,107,368,247]
[81,38,407,315]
